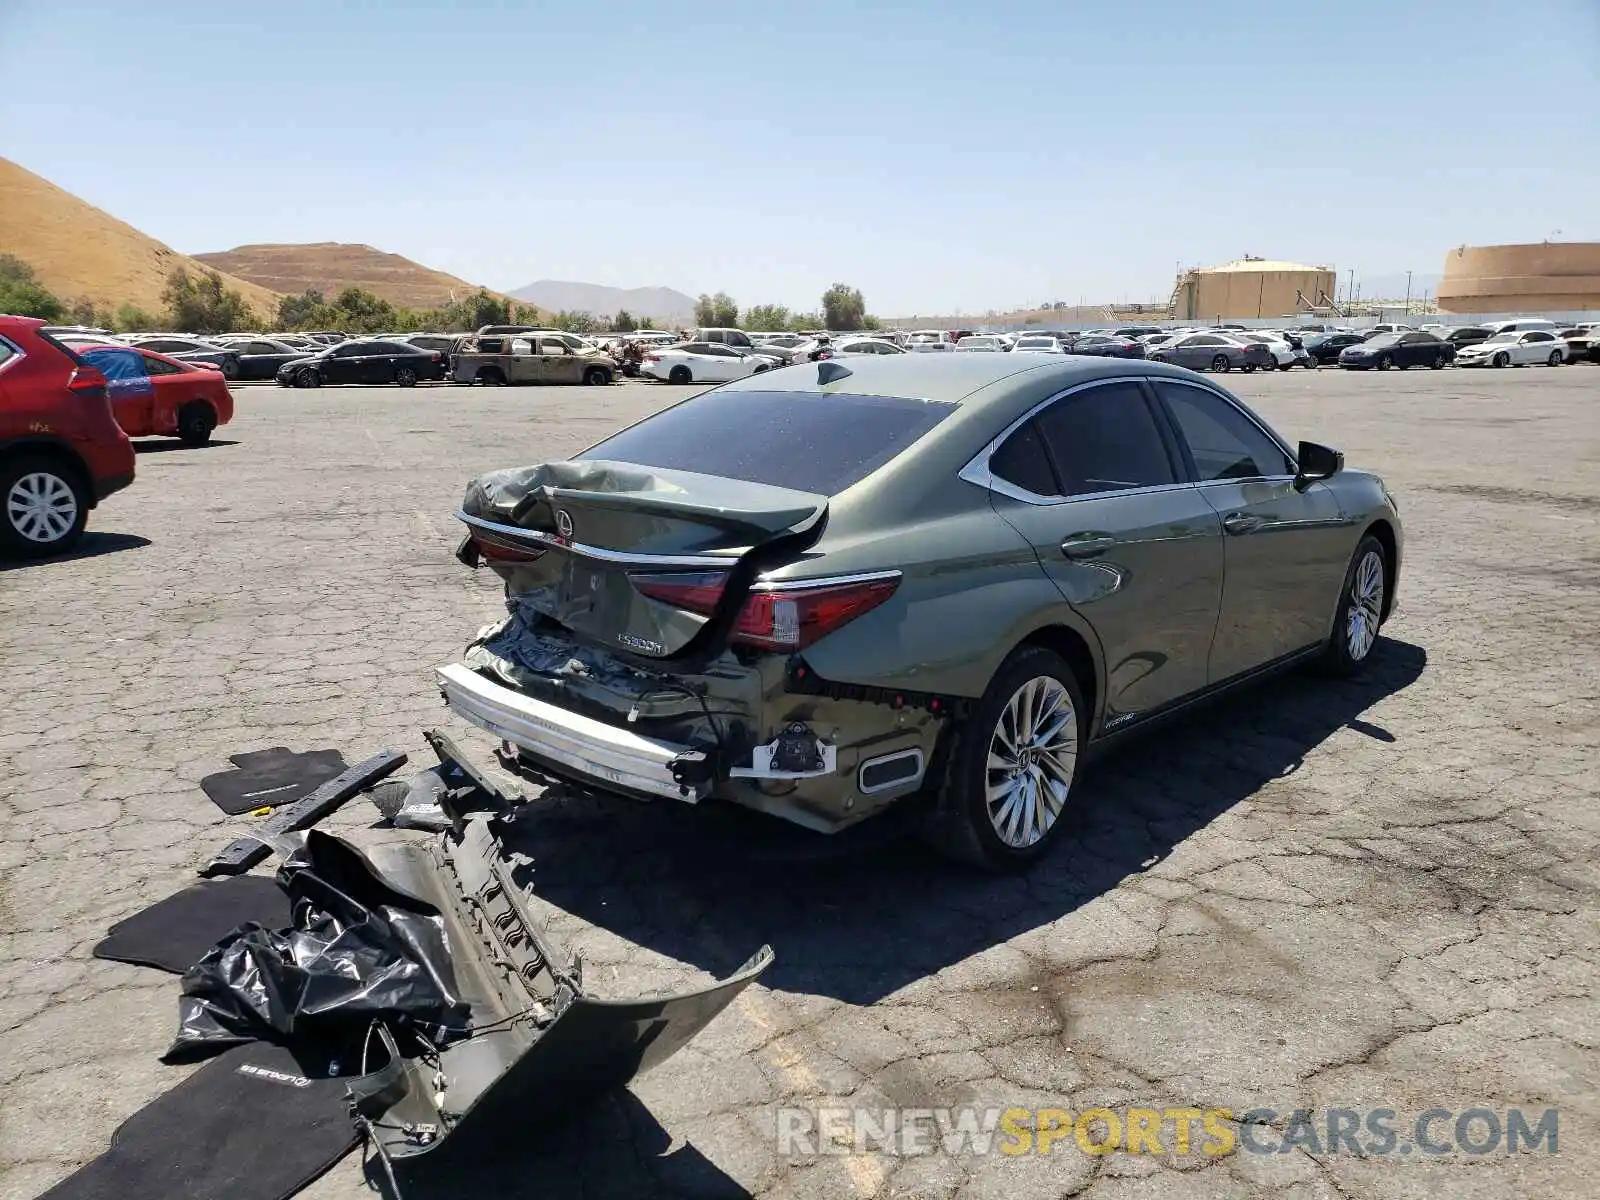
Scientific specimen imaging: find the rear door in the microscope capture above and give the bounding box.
[507,338,540,383]
[981,378,1224,722]
[1149,378,1349,682]
[81,347,156,435]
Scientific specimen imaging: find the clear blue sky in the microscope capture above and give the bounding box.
[2,0,1596,314]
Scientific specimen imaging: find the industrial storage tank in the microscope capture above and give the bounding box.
[1437,243,1600,313]
[1171,258,1337,321]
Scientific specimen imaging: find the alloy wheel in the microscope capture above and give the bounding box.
[985,676,1078,848]
[1345,549,1384,662]
[6,471,78,544]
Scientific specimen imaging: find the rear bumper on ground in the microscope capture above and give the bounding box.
[436,662,703,802]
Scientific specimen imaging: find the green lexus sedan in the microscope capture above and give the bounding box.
[444,354,1401,869]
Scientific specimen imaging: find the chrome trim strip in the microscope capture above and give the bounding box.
[0,336,23,379]
[437,663,702,802]
[958,372,1304,506]
[455,511,744,568]
[750,569,903,592]
[957,376,1201,507]
[858,748,926,795]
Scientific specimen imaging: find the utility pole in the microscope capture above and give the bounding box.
[1404,270,1412,313]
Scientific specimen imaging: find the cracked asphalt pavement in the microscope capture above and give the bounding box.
[1,366,1596,1199]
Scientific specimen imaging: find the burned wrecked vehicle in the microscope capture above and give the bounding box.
[442,355,1402,869]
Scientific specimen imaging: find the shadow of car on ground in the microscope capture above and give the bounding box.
[502,638,1428,1007]
[0,530,151,570]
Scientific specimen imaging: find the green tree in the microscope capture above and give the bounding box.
[0,254,66,321]
[613,309,637,332]
[513,303,545,327]
[162,266,254,333]
[821,283,866,331]
[67,297,115,329]
[552,310,600,334]
[694,291,739,327]
[277,289,328,330]
[114,302,158,332]
[327,286,397,334]
[743,303,792,332]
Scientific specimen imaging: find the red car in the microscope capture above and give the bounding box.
[0,316,135,557]
[75,343,233,446]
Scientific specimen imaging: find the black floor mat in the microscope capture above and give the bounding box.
[37,1042,357,1200]
[202,748,348,815]
[93,876,293,974]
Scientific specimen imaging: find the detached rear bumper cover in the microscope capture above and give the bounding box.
[436,663,701,801]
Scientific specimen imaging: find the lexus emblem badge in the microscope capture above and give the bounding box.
[555,509,573,544]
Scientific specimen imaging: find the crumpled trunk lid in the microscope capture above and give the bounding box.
[459,459,826,659]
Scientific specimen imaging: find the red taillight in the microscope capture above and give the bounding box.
[630,571,730,612]
[645,354,661,363]
[431,352,442,362]
[67,365,108,401]
[630,572,899,651]
[731,577,899,651]
[471,534,544,563]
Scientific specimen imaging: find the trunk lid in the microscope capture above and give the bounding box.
[459,459,826,658]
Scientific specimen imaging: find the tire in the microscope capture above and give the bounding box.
[1320,535,1387,677]
[1376,354,1393,371]
[1210,354,1230,373]
[1547,350,1563,367]
[1492,352,1509,368]
[924,645,1086,870]
[395,367,418,387]
[668,365,692,384]
[1430,355,1445,369]
[0,456,89,558]
[582,366,611,386]
[752,363,769,374]
[295,367,320,388]
[1241,363,1256,373]
[475,367,506,386]
[219,358,240,381]
[177,402,216,447]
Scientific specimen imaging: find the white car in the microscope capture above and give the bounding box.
[1453,329,1566,368]
[1012,335,1066,353]
[906,331,951,353]
[1232,332,1303,369]
[954,335,1006,352]
[641,341,779,383]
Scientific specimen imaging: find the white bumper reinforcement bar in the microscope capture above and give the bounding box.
[436,663,702,802]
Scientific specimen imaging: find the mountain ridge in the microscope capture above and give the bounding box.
[509,279,695,325]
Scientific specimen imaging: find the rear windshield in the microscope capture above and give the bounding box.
[578,389,954,495]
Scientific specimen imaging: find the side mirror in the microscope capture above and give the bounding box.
[1295,440,1343,490]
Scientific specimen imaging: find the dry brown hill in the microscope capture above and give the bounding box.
[195,243,511,311]
[0,157,281,319]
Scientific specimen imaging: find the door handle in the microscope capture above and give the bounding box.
[1060,533,1116,559]
[1223,512,1263,535]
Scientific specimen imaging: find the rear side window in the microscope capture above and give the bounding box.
[0,341,15,372]
[989,423,1057,496]
[579,390,954,495]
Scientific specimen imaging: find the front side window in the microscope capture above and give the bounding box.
[1034,382,1176,496]
[140,354,184,376]
[1155,382,1294,481]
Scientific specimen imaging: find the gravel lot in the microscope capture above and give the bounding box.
[2,366,1597,1199]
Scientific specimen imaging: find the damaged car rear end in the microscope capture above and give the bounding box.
[445,370,970,839]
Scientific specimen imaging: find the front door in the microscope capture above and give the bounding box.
[1149,379,1352,682]
[983,378,1224,725]
[538,337,581,383]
